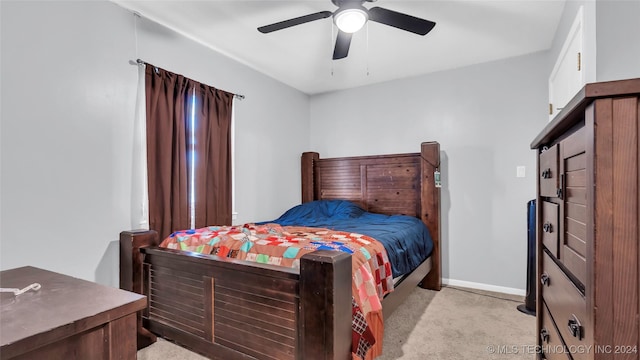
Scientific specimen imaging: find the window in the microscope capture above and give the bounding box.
[144,64,234,240]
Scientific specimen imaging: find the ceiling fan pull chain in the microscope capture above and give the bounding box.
[366,22,370,76]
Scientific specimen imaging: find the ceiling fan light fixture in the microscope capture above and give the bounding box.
[334,7,368,33]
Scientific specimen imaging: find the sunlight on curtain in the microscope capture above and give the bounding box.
[231,97,237,224]
[189,90,196,229]
[132,63,149,230]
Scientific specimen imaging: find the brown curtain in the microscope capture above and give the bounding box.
[192,83,234,228]
[145,64,233,241]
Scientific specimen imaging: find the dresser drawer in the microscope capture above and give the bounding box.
[541,201,559,258]
[539,144,559,198]
[541,251,588,359]
[540,302,571,360]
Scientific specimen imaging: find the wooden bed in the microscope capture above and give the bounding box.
[120,141,441,360]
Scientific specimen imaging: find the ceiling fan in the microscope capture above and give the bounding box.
[257,0,436,60]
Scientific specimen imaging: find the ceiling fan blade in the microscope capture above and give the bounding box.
[258,11,333,33]
[332,30,352,60]
[368,7,436,35]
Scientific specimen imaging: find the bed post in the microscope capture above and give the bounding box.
[301,151,320,203]
[119,230,159,349]
[419,142,442,291]
[299,250,352,360]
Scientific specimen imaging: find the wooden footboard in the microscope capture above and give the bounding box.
[120,230,351,359]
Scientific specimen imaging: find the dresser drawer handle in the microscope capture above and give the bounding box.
[540,273,550,286]
[557,173,564,200]
[540,328,550,344]
[541,168,552,179]
[567,314,583,340]
[542,222,553,233]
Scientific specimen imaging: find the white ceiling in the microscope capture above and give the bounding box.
[112,0,566,95]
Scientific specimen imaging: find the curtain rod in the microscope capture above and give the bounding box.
[133,59,245,100]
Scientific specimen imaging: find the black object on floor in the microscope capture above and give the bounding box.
[517,199,536,316]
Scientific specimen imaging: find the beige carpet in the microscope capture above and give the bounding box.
[137,286,536,360]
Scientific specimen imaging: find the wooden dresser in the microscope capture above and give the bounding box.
[0,266,146,359]
[531,78,640,360]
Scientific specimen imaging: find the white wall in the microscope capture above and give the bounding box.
[595,0,640,81]
[309,52,549,291]
[0,1,309,286]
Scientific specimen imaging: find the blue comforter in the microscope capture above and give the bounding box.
[259,200,433,277]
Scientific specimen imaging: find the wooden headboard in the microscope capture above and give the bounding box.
[301,141,441,290]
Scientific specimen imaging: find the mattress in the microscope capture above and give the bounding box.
[259,200,434,277]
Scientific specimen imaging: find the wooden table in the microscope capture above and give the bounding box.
[0,266,146,359]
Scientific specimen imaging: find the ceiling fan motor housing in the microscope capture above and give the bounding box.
[331,0,376,7]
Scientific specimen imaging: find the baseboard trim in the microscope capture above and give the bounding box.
[443,278,526,297]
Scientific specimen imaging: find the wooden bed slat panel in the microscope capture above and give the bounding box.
[320,190,363,200]
[149,300,204,323]
[215,336,293,360]
[215,272,298,295]
[151,266,206,287]
[215,308,296,340]
[147,252,300,289]
[215,289,296,315]
[214,299,297,360]
[365,161,420,217]
[366,190,419,201]
[143,247,300,280]
[150,278,204,299]
[215,279,298,301]
[367,177,418,189]
[149,306,205,335]
[145,321,256,360]
[148,289,206,312]
[147,265,207,338]
[318,167,362,176]
[215,322,296,358]
[148,296,203,317]
[367,203,418,217]
[148,307,205,336]
[214,296,296,330]
[149,296,204,320]
[366,169,418,187]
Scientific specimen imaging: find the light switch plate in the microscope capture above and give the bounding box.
[516,166,526,178]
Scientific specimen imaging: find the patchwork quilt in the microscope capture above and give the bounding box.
[160,223,394,359]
